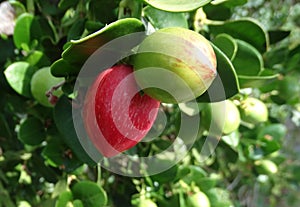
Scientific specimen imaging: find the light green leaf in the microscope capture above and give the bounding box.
[4,61,37,97]
[144,6,188,29]
[143,0,211,12]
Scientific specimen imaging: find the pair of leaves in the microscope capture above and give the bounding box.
[209,19,279,88]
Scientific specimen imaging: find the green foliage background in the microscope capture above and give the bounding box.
[0,0,299,207]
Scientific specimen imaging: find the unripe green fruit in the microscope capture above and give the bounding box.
[239,97,268,124]
[254,160,278,175]
[133,27,217,103]
[187,191,211,207]
[201,100,240,135]
[30,67,64,107]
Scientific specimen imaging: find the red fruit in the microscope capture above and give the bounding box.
[83,65,160,157]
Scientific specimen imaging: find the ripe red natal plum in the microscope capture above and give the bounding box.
[133,27,217,103]
[83,65,160,157]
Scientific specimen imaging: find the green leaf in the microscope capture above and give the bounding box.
[197,44,239,102]
[257,124,287,142]
[13,13,34,50]
[26,50,51,67]
[55,191,73,207]
[4,61,37,97]
[143,0,211,12]
[18,117,46,145]
[54,96,98,166]
[0,114,12,139]
[67,18,86,41]
[268,30,290,44]
[212,0,247,7]
[62,18,145,65]
[232,39,263,76]
[42,136,83,172]
[51,58,81,77]
[72,181,107,207]
[238,69,279,88]
[222,131,240,149]
[73,200,84,207]
[89,0,118,24]
[58,0,80,10]
[143,6,188,29]
[209,18,269,53]
[203,3,232,21]
[212,33,237,60]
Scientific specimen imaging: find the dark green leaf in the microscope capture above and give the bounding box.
[72,181,107,207]
[51,58,81,77]
[67,18,86,41]
[268,30,290,44]
[62,18,145,65]
[232,39,263,76]
[238,69,279,88]
[209,18,269,53]
[0,36,14,64]
[143,0,211,12]
[203,3,231,21]
[18,117,46,145]
[144,6,188,29]
[58,0,80,10]
[212,33,237,60]
[4,61,37,98]
[89,0,118,24]
[197,44,239,102]
[54,96,98,166]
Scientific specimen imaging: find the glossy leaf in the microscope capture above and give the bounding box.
[51,58,81,77]
[212,0,247,7]
[143,0,211,12]
[209,18,269,53]
[203,3,231,21]
[143,6,188,29]
[18,117,46,145]
[212,33,237,60]
[232,39,263,76]
[62,18,145,64]
[4,62,37,97]
[13,13,34,50]
[197,44,239,102]
[72,181,107,207]
[54,96,98,166]
[238,69,279,88]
